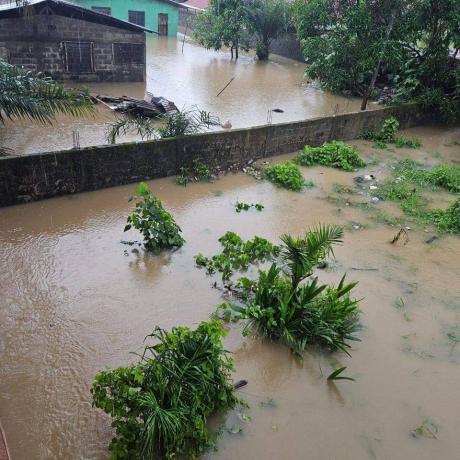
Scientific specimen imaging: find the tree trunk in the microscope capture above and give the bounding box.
[235,43,239,59]
[230,46,234,59]
[361,10,396,111]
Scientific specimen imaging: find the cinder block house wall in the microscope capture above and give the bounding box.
[0,14,146,81]
[73,0,180,36]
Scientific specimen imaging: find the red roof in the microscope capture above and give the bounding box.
[183,0,208,10]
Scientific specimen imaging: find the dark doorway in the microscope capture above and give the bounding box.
[63,42,93,73]
[158,13,168,36]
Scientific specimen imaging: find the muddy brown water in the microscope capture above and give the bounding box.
[0,36,370,155]
[1,125,460,459]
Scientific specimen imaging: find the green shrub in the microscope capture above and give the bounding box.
[195,231,280,281]
[264,161,311,191]
[125,182,184,251]
[361,118,422,148]
[91,321,239,459]
[430,198,460,233]
[175,160,212,186]
[296,141,366,171]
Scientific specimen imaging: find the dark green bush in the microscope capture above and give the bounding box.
[125,182,184,251]
[296,141,366,171]
[91,321,239,460]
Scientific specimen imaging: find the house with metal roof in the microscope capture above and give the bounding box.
[70,0,185,36]
[0,0,152,81]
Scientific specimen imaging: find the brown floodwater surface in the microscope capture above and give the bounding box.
[0,36,370,155]
[0,125,460,459]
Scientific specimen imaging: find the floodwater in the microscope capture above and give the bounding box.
[0,35,370,155]
[1,125,460,460]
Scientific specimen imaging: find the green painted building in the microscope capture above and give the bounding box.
[71,0,183,36]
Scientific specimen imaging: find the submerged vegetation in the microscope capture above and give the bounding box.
[195,231,280,281]
[296,141,366,171]
[264,161,312,191]
[235,201,264,212]
[361,118,421,148]
[197,226,361,356]
[176,159,212,186]
[91,321,240,459]
[107,107,220,144]
[375,160,460,233]
[125,182,185,251]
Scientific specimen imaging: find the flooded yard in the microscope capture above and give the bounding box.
[0,125,459,459]
[0,36,369,155]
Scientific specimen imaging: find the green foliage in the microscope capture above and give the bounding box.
[296,141,366,171]
[235,201,264,212]
[176,160,212,186]
[176,167,190,186]
[91,321,240,459]
[264,161,312,191]
[238,225,361,356]
[0,59,93,124]
[247,0,292,60]
[107,107,220,144]
[195,231,280,281]
[125,182,185,251]
[362,118,421,148]
[327,366,355,381]
[193,0,251,58]
[376,161,460,233]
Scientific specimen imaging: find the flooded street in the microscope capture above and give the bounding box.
[0,125,460,459]
[0,36,369,155]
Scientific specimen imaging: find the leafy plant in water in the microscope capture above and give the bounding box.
[125,182,185,251]
[235,201,264,213]
[204,225,361,356]
[91,321,240,459]
[296,141,366,171]
[327,366,355,381]
[361,118,421,148]
[195,231,280,281]
[264,161,311,191]
[175,160,212,186]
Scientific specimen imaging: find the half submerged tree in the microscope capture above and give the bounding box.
[92,320,241,459]
[247,0,292,60]
[193,0,251,59]
[125,182,185,251]
[197,225,362,356]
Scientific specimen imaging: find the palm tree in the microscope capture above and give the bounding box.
[247,0,291,60]
[0,59,93,125]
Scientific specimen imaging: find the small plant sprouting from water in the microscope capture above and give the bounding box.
[175,160,212,186]
[235,201,264,213]
[91,321,241,459]
[296,141,366,171]
[361,118,421,148]
[264,161,312,191]
[125,182,185,251]
[327,366,355,381]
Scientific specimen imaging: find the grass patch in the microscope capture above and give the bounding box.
[375,160,460,233]
[296,141,366,171]
[264,161,312,191]
[91,321,240,459]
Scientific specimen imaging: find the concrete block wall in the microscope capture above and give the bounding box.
[0,104,431,207]
[0,14,146,81]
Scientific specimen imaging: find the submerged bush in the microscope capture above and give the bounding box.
[361,118,421,148]
[125,182,185,251]
[199,226,361,356]
[91,321,240,460]
[296,141,366,171]
[264,161,312,191]
[239,226,360,355]
[195,231,280,281]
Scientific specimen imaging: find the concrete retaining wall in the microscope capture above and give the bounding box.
[0,104,430,207]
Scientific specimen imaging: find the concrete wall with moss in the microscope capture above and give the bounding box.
[0,105,431,207]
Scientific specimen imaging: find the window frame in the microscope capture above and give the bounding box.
[62,41,94,74]
[128,10,145,27]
